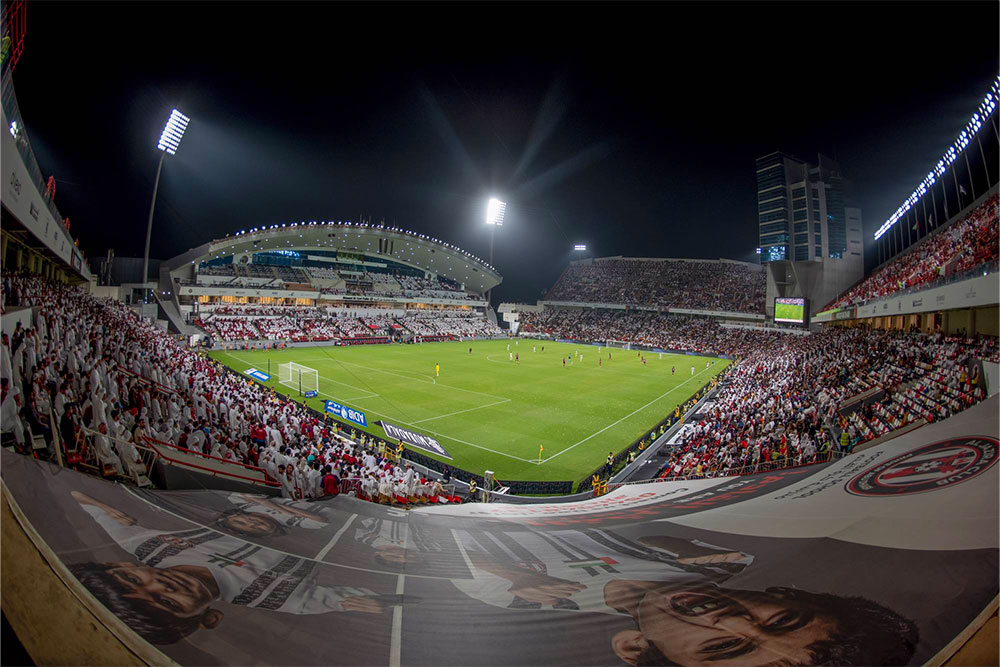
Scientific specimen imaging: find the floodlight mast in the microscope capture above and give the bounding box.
[485,198,506,304]
[142,109,189,299]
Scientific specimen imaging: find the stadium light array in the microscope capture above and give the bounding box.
[156,109,189,155]
[486,198,507,226]
[144,108,191,289]
[574,244,587,251]
[874,75,999,241]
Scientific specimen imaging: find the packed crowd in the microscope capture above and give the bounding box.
[545,258,766,312]
[828,195,998,309]
[519,308,788,357]
[660,327,990,479]
[0,271,462,506]
[194,304,501,343]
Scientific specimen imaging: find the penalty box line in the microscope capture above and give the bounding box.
[221,351,533,463]
[539,363,722,465]
[222,351,381,401]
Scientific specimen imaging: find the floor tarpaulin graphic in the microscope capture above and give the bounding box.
[2,396,997,665]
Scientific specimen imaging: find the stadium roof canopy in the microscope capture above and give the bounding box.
[162,222,503,295]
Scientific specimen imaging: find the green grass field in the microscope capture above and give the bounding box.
[209,340,729,484]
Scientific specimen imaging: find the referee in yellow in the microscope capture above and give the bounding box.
[435,363,440,377]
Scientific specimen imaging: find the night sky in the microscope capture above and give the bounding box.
[9,1,999,304]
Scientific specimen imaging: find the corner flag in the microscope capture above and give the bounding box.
[538,444,544,463]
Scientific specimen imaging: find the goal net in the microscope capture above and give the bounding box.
[606,340,631,350]
[278,362,319,395]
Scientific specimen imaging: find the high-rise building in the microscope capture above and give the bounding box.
[756,152,864,316]
[756,152,860,263]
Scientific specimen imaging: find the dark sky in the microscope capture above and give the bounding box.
[10,1,999,304]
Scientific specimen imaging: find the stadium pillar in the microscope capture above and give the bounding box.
[976,133,990,185]
[930,183,939,231]
[920,197,928,242]
[963,150,976,201]
[951,162,962,211]
[142,151,166,300]
[939,175,949,223]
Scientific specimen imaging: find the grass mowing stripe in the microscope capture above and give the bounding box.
[540,362,719,464]
[208,341,730,481]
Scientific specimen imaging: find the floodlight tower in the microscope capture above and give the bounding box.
[142,109,190,299]
[485,197,506,303]
[485,197,506,265]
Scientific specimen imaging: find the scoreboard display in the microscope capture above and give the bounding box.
[774,297,807,324]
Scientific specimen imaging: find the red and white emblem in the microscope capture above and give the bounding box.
[846,437,998,496]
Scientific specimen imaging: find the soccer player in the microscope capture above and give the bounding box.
[562,357,566,368]
[532,346,536,353]
[469,347,472,354]
[515,353,519,363]
[510,352,513,362]
[608,352,612,360]
[541,346,544,352]
[671,366,675,375]
[690,366,694,375]
[599,357,602,367]
[435,363,440,377]
[507,343,510,351]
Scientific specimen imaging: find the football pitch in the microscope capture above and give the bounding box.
[209,340,730,486]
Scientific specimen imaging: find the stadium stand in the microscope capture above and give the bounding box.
[657,327,992,479]
[545,257,766,312]
[0,270,462,506]
[520,309,781,356]
[827,195,999,309]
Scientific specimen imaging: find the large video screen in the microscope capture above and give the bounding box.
[774,297,807,324]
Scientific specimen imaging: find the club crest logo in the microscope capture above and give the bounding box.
[846,437,998,496]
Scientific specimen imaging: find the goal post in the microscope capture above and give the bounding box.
[278,362,319,396]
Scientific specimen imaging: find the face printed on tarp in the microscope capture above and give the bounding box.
[65,490,396,647]
[3,441,994,667]
[608,583,916,666]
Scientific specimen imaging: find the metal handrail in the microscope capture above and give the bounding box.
[141,436,279,487]
[112,362,181,396]
[608,450,846,491]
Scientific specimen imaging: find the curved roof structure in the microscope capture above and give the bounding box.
[163,222,502,295]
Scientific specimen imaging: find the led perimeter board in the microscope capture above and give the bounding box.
[774,297,807,324]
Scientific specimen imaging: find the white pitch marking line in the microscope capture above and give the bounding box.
[217,351,534,463]
[222,352,380,400]
[410,398,511,424]
[335,359,508,402]
[314,513,357,560]
[540,363,720,464]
